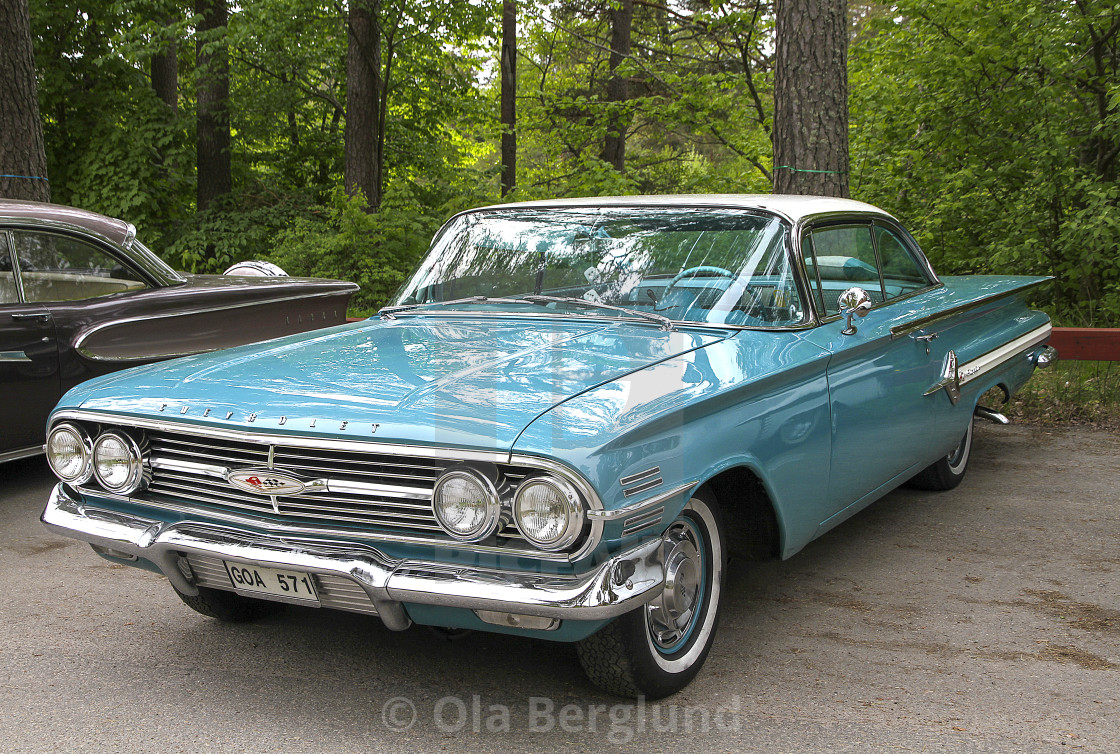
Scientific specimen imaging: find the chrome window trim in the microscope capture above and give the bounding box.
[794,213,942,325]
[0,216,184,286]
[52,408,606,562]
[402,205,817,332]
[2,229,28,303]
[73,288,358,363]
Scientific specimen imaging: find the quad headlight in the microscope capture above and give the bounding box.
[431,467,504,542]
[91,431,147,494]
[512,475,583,551]
[46,422,94,485]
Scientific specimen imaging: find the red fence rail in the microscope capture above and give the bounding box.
[1050,328,1120,361]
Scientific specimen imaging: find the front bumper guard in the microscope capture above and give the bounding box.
[42,484,665,632]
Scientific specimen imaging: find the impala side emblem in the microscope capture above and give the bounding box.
[227,468,306,496]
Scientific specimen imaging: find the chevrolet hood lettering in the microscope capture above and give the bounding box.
[227,468,306,496]
[63,318,729,451]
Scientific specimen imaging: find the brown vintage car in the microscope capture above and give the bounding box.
[1,200,357,462]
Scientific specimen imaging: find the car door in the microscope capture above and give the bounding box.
[0,231,60,457]
[801,220,961,534]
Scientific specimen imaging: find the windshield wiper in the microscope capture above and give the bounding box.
[522,295,675,331]
[380,294,675,331]
[378,296,529,319]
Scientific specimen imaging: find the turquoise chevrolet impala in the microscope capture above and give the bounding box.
[40,195,1057,698]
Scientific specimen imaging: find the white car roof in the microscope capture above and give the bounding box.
[484,194,894,225]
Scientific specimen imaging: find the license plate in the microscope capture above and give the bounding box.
[222,561,320,605]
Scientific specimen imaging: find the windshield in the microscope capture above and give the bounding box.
[393,207,806,327]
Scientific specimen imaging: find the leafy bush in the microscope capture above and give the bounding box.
[266,187,441,315]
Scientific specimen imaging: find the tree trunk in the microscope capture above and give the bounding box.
[345,0,382,211]
[0,0,50,202]
[601,0,633,173]
[500,0,516,196]
[196,0,232,211]
[151,28,178,113]
[772,0,849,197]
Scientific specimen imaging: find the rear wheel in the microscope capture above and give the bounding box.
[577,489,725,699]
[174,585,283,622]
[908,416,973,491]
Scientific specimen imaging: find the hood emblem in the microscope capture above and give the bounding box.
[227,468,306,496]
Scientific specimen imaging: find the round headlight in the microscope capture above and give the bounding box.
[513,475,583,551]
[46,423,93,484]
[92,431,147,494]
[432,468,503,541]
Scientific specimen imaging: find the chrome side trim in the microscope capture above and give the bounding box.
[623,477,664,497]
[587,481,696,521]
[42,484,664,623]
[620,466,661,487]
[73,288,358,363]
[957,324,1052,387]
[889,279,1052,339]
[0,350,32,363]
[923,324,1052,403]
[0,444,45,463]
[622,507,665,537]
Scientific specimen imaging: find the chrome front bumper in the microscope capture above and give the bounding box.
[42,484,664,631]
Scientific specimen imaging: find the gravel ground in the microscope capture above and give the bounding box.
[1,422,1117,753]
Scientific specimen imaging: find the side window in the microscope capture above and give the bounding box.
[875,226,932,298]
[805,225,883,315]
[11,232,148,303]
[0,235,20,304]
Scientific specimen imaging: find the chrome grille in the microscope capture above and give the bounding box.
[185,554,380,615]
[136,429,524,542]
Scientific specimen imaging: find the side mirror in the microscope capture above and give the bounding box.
[838,287,873,335]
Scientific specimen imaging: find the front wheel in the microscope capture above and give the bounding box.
[907,416,974,491]
[577,489,726,699]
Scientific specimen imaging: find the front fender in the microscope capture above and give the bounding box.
[514,332,833,557]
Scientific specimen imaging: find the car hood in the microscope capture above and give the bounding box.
[61,316,728,452]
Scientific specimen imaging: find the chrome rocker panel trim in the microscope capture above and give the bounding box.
[43,483,665,628]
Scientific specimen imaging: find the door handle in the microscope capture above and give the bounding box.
[911,331,938,354]
[0,351,32,363]
[11,312,52,321]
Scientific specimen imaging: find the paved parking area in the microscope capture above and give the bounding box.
[1,423,1117,753]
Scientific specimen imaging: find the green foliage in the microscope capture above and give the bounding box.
[31,0,194,249]
[25,0,1120,327]
[166,194,314,273]
[267,187,440,314]
[850,0,1120,326]
[1003,361,1120,429]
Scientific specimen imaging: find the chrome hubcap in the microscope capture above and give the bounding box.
[647,522,703,650]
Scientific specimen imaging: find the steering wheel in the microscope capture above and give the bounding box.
[665,265,736,290]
